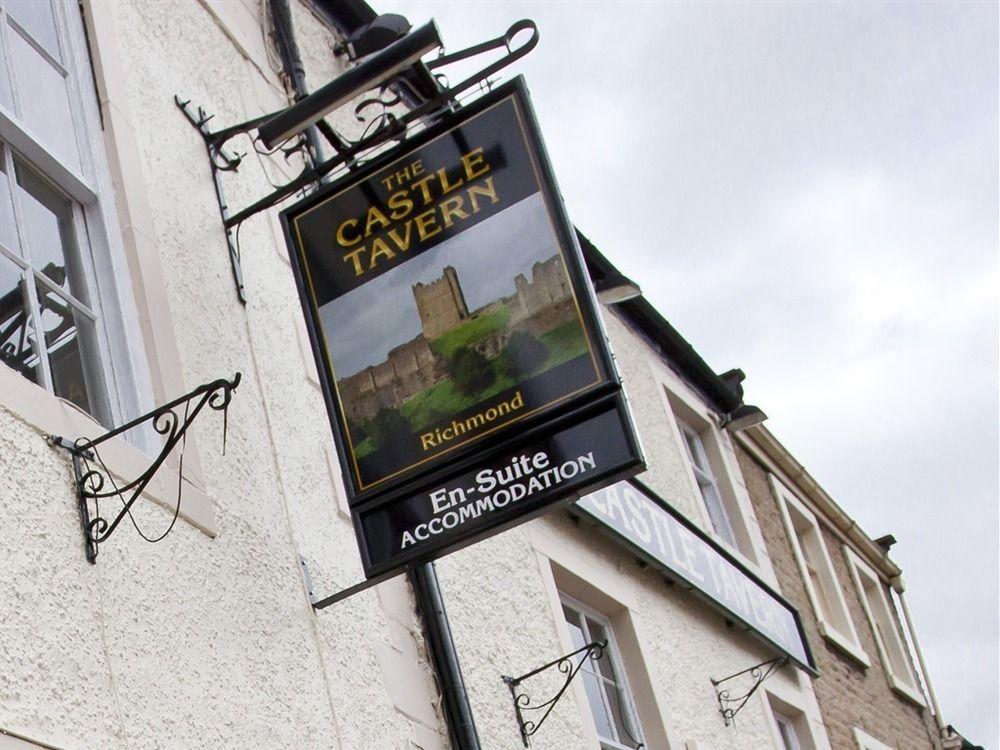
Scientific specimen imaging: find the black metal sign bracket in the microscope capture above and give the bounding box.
[710,655,788,726]
[47,373,241,563]
[309,567,406,610]
[173,19,538,303]
[502,640,643,748]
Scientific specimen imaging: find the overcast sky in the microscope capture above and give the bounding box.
[385,1,999,744]
[321,194,553,376]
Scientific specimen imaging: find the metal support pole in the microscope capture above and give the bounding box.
[410,562,482,750]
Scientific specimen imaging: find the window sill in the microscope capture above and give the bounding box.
[0,366,217,537]
[889,676,926,708]
[819,620,871,668]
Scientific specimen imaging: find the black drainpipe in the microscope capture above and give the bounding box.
[267,7,479,746]
[410,562,482,750]
[268,0,325,165]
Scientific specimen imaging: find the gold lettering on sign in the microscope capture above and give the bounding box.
[332,147,502,277]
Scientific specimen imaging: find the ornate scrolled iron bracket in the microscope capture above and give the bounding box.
[47,373,241,563]
[174,19,538,304]
[502,640,642,748]
[503,641,606,747]
[711,655,788,726]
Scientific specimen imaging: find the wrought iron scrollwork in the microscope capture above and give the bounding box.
[711,655,788,726]
[174,19,539,303]
[502,640,643,748]
[503,641,605,747]
[47,373,241,563]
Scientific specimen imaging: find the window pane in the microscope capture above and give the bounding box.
[37,282,97,415]
[6,0,60,59]
[14,160,85,299]
[581,670,616,742]
[588,619,640,745]
[562,604,587,650]
[0,27,12,111]
[587,619,618,682]
[0,146,19,253]
[700,480,737,547]
[8,26,79,170]
[681,427,699,465]
[775,712,802,750]
[0,255,39,383]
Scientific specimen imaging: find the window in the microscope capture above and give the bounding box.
[0,146,108,420]
[844,547,925,705]
[561,595,645,750]
[0,0,132,426]
[773,710,803,750]
[763,692,818,750]
[770,475,869,665]
[853,727,894,750]
[659,383,761,562]
[678,418,738,548]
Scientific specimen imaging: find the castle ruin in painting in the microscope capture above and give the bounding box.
[337,255,578,423]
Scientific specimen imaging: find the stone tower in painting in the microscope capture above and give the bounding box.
[412,266,471,339]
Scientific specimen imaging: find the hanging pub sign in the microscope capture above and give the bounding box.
[282,77,643,579]
[573,480,817,672]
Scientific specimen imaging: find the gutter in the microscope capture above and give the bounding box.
[738,424,902,580]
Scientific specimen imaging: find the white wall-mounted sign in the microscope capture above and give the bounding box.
[574,479,816,672]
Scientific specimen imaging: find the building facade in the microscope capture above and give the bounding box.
[0,1,952,749]
[735,427,949,750]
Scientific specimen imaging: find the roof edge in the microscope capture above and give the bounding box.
[740,424,902,580]
[576,230,744,416]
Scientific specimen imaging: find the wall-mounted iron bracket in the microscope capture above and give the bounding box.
[174,19,538,303]
[47,373,241,563]
[711,655,788,726]
[502,640,642,748]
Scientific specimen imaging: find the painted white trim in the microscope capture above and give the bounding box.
[651,365,769,573]
[843,546,925,707]
[817,619,871,669]
[560,594,647,750]
[852,727,895,750]
[757,667,832,750]
[78,0,212,496]
[770,474,868,665]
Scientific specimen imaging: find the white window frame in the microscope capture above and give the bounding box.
[0,0,152,432]
[844,547,925,706]
[770,475,870,667]
[761,689,821,750]
[661,383,759,564]
[852,727,895,750]
[773,710,804,750]
[677,417,739,548]
[0,1,215,534]
[559,593,647,750]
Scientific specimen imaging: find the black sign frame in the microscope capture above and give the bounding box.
[281,77,643,579]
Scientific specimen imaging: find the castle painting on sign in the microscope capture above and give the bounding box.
[286,90,608,493]
[325,194,594,475]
